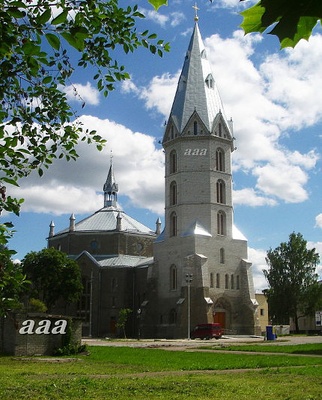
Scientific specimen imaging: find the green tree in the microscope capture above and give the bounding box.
[240,0,322,48]
[0,249,29,317]
[22,247,83,311]
[0,0,169,317]
[0,0,169,217]
[116,308,132,338]
[264,232,320,332]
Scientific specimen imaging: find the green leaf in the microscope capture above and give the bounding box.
[52,10,68,25]
[37,8,51,25]
[7,7,25,18]
[240,3,266,34]
[61,32,83,50]
[148,0,168,11]
[45,33,61,50]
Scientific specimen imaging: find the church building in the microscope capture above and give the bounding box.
[48,18,260,338]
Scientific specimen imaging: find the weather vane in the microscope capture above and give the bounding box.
[192,3,199,21]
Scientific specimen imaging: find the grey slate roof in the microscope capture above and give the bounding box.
[56,205,155,236]
[75,251,154,269]
[166,22,227,135]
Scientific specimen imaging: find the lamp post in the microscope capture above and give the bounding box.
[137,308,142,340]
[185,273,193,340]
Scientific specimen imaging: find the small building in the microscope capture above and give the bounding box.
[48,162,158,337]
[255,293,269,335]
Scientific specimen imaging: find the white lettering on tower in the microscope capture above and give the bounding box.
[184,148,207,156]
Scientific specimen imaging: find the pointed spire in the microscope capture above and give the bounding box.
[103,152,119,208]
[163,21,228,140]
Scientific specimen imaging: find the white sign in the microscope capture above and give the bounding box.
[19,319,68,335]
[184,148,207,156]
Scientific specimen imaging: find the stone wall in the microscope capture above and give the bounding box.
[0,313,82,356]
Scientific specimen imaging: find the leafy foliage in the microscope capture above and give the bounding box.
[116,308,132,338]
[264,232,320,331]
[240,0,322,48]
[0,250,29,316]
[0,0,169,217]
[22,247,83,311]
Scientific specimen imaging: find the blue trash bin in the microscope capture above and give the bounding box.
[266,325,276,340]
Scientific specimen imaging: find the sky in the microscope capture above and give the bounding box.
[2,0,322,292]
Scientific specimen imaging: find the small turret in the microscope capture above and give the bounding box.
[103,156,118,208]
[116,212,122,231]
[69,213,76,232]
[155,217,162,235]
[49,221,55,237]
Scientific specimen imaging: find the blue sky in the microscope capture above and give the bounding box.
[3,0,322,291]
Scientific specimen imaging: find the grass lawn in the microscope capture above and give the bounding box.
[0,343,322,399]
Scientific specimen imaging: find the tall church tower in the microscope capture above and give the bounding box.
[146,18,259,338]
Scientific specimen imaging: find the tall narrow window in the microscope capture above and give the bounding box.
[218,123,222,137]
[216,179,226,204]
[170,211,177,237]
[217,211,226,236]
[77,276,91,322]
[170,150,177,174]
[231,274,234,289]
[220,248,225,264]
[225,274,229,289]
[170,264,177,290]
[216,273,220,288]
[194,121,198,135]
[216,148,225,172]
[210,273,214,288]
[236,275,240,290]
[170,181,177,205]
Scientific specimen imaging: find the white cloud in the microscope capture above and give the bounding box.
[63,82,100,106]
[316,214,322,229]
[233,188,277,207]
[10,116,165,216]
[138,8,185,28]
[253,163,309,203]
[140,73,179,116]
[248,247,268,292]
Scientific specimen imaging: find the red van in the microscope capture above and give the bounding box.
[191,323,223,340]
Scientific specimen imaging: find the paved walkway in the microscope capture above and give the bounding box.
[82,334,322,349]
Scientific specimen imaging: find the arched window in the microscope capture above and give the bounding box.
[220,248,225,264]
[170,264,177,291]
[217,211,226,236]
[170,211,177,237]
[231,274,234,289]
[170,181,177,206]
[218,123,222,137]
[236,275,240,290]
[216,148,225,172]
[170,150,177,174]
[216,179,226,204]
[225,274,229,289]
